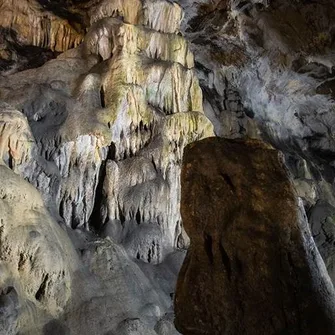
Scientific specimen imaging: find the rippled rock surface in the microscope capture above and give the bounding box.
[0,0,213,334]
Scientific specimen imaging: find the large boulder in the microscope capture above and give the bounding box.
[174,137,335,335]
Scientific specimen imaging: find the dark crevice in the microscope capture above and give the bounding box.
[37,0,87,28]
[59,200,65,222]
[71,207,80,229]
[219,243,232,281]
[244,108,255,119]
[187,5,228,33]
[35,274,49,301]
[8,155,13,170]
[236,1,251,10]
[148,248,152,263]
[122,147,135,160]
[18,253,25,270]
[239,124,246,134]
[100,86,105,108]
[108,143,116,161]
[135,208,141,225]
[1,286,15,295]
[220,173,236,193]
[0,28,59,75]
[119,204,126,224]
[89,143,116,231]
[151,156,158,172]
[204,233,214,264]
[223,77,229,110]
[195,61,212,75]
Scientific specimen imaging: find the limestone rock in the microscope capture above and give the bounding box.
[0,0,83,52]
[0,0,213,259]
[309,201,335,284]
[0,102,34,171]
[0,0,211,333]
[0,71,110,229]
[2,0,335,334]
[175,137,335,335]
[84,18,194,67]
[0,101,79,334]
[89,0,183,34]
[81,0,214,262]
[178,0,335,282]
[0,162,79,335]
[61,238,178,335]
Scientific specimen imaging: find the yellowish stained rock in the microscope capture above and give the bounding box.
[90,0,183,34]
[0,0,214,263]
[84,18,194,67]
[0,0,83,52]
[94,0,214,262]
[0,103,34,170]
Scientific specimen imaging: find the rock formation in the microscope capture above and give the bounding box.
[179,0,335,281]
[0,0,335,334]
[175,137,335,335]
[0,0,213,334]
[0,0,213,263]
[0,103,79,334]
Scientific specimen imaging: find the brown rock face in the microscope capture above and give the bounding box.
[174,137,335,335]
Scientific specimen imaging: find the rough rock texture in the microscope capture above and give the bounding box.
[1,0,335,334]
[175,137,335,335]
[0,0,213,263]
[0,0,213,333]
[0,105,79,334]
[0,0,84,51]
[177,0,335,281]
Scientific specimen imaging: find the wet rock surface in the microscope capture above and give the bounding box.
[175,137,335,335]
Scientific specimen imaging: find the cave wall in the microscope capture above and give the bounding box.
[0,0,213,334]
[175,137,335,335]
[178,0,335,281]
[0,0,335,334]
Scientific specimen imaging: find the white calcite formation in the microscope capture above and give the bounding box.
[0,104,79,334]
[0,0,213,334]
[89,0,184,34]
[53,135,108,229]
[72,0,212,261]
